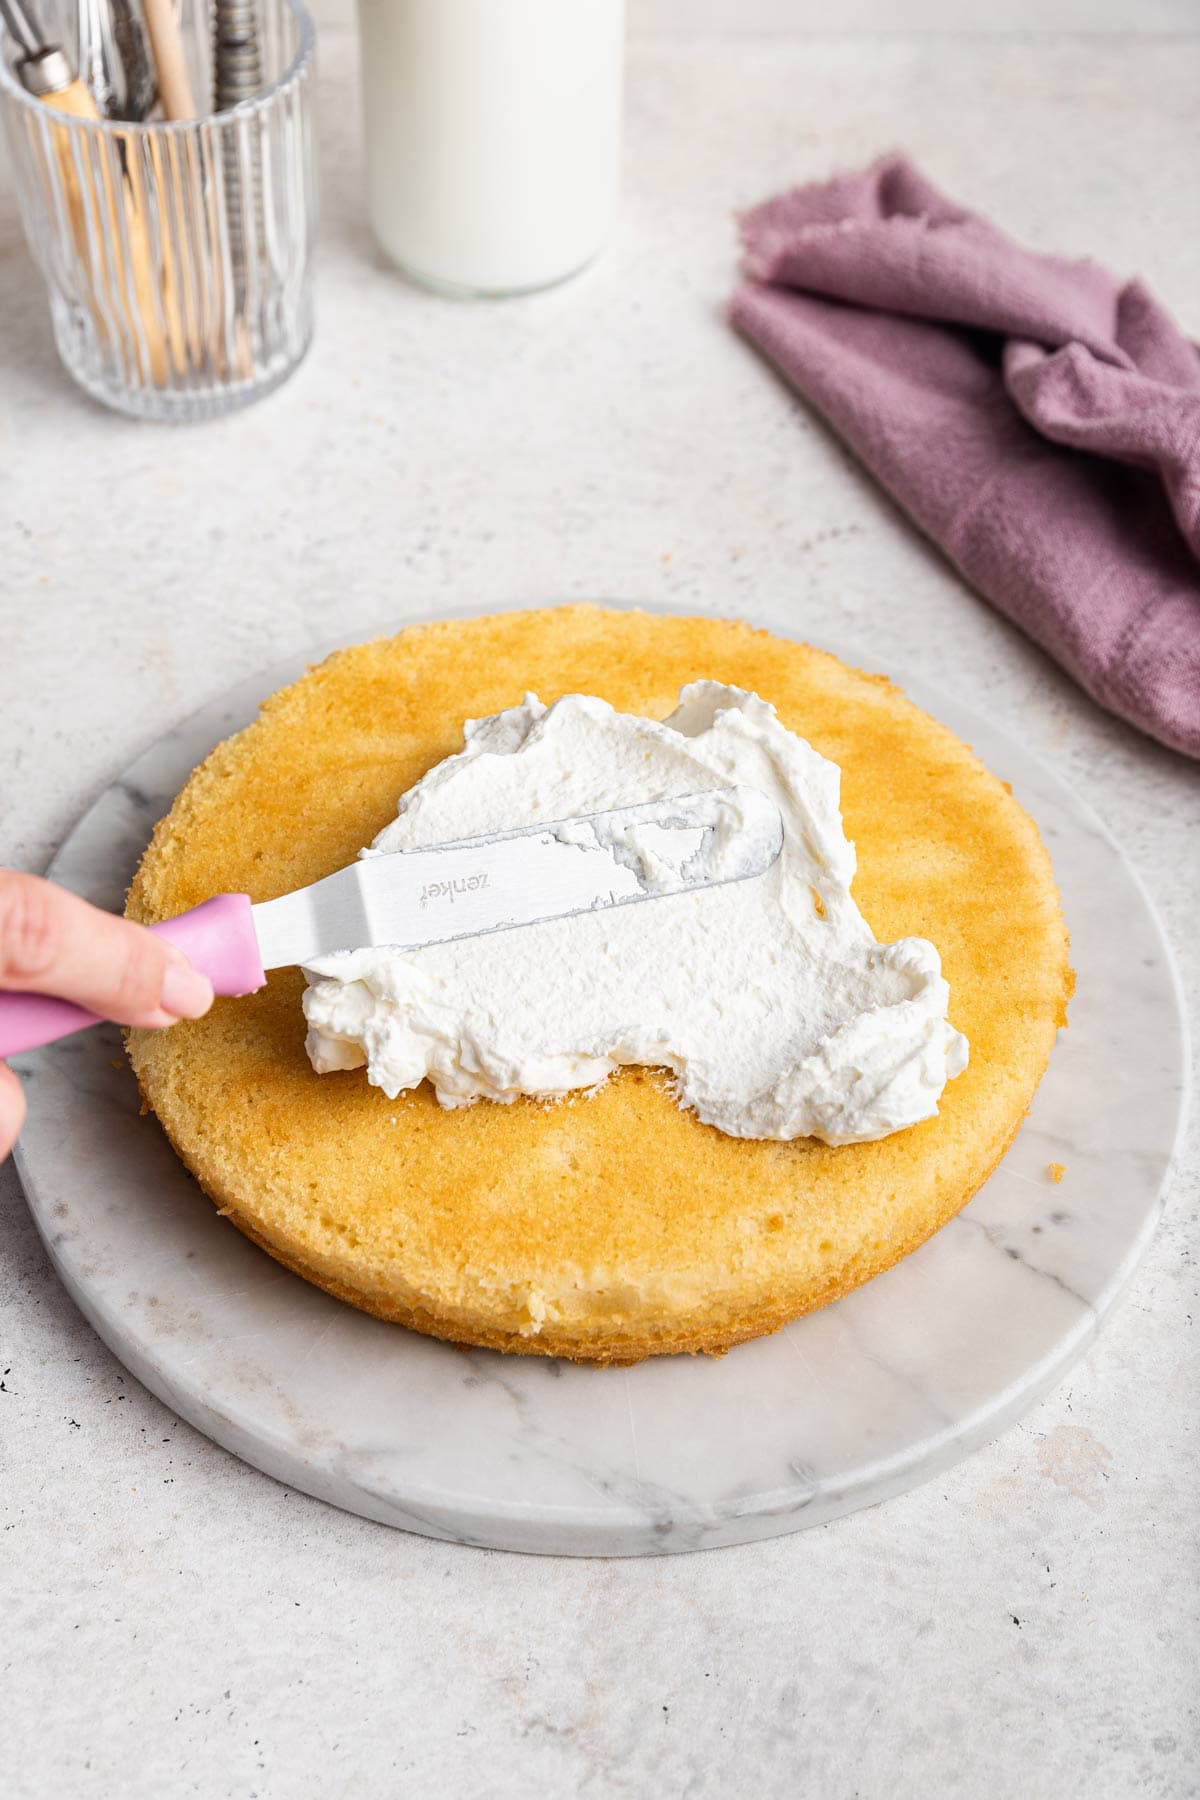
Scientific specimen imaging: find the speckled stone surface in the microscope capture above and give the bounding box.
[2,14,1198,1799]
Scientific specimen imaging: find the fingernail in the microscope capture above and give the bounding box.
[160,956,214,1021]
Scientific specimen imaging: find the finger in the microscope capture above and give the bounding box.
[0,873,213,1028]
[0,1064,26,1161]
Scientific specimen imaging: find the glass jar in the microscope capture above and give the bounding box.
[357,0,624,297]
[0,0,317,421]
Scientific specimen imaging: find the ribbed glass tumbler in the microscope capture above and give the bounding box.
[0,0,316,420]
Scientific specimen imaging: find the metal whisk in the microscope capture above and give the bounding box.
[110,0,156,119]
[75,0,156,120]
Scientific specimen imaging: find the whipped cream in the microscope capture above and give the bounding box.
[302,684,968,1144]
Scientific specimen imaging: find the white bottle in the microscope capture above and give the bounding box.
[357,0,625,296]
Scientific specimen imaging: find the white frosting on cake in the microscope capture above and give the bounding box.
[302,683,968,1144]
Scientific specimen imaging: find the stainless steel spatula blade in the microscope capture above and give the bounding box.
[0,789,783,1059]
[251,786,783,969]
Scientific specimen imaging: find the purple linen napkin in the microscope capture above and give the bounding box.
[731,154,1200,759]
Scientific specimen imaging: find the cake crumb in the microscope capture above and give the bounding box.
[1047,1162,1066,1184]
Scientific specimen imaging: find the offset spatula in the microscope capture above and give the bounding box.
[0,787,783,1058]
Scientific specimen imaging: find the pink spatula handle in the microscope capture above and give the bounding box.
[0,893,266,1059]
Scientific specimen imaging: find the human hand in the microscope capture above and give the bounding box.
[0,872,213,1161]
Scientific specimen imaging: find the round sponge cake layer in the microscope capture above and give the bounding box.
[126,607,1071,1363]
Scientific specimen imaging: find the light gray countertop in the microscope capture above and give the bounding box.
[1,16,1197,1799]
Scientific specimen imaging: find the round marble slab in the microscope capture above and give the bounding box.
[12,616,1188,1556]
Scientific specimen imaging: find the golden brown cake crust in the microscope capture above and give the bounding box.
[126,607,1072,1363]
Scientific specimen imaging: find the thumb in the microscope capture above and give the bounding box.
[0,872,213,1029]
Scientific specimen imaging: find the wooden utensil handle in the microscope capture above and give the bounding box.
[140,0,197,119]
[40,80,178,385]
[42,76,103,119]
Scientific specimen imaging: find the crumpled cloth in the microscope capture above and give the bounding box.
[731,154,1200,758]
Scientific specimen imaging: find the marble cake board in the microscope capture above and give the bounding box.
[11,610,1189,1557]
